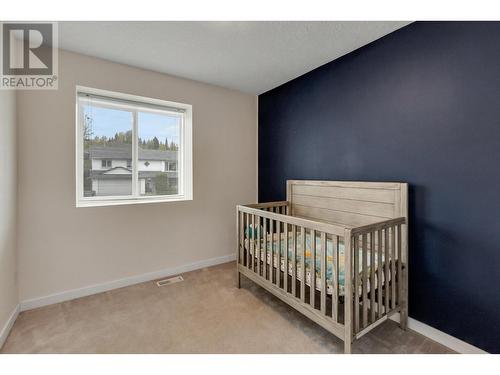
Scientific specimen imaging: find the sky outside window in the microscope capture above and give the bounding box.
[83,105,180,145]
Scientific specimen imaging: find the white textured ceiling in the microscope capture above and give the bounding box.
[59,21,410,94]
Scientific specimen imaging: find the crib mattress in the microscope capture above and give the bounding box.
[244,231,385,296]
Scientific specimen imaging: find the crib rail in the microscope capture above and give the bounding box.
[245,201,289,214]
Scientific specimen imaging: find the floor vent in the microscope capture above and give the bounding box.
[156,275,184,287]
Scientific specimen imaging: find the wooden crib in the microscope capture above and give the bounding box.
[236,180,408,353]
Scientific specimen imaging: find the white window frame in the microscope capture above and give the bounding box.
[75,86,193,208]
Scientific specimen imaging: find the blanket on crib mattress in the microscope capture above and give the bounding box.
[244,231,385,296]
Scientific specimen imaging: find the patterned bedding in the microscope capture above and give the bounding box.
[244,230,385,296]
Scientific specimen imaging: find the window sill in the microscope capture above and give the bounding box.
[76,195,192,208]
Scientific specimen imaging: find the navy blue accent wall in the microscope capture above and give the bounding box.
[258,22,500,353]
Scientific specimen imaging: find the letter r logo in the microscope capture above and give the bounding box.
[2,23,53,75]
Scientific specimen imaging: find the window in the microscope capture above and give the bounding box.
[102,159,112,168]
[76,86,193,207]
[165,161,177,172]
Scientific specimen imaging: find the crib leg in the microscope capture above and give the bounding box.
[344,339,352,354]
[237,270,241,289]
[400,267,408,330]
[400,307,408,330]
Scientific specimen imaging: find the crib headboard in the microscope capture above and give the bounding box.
[286,180,408,228]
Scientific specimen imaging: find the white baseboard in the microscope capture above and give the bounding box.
[390,314,487,354]
[20,253,236,312]
[0,304,20,350]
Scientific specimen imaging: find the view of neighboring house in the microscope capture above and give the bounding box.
[86,145,178,196]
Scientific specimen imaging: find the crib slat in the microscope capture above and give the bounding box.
[256,216,261,276]
[362,233,368,328]
[266,219,273,282]
[320,232,326,314]
[300,226,306,302]
[292,225,297,297]
[270,218,274,282]
[263,217,268,280]
[397,224,402,307]
[239,211,244,266]
[249,214,253,270]
[255,214,259,272]
[354,235,360,333]
[242,213,246,267]
[244,213,248,268]
[276,219,281,288]
[251,215,256,272]
[377,229,383,318]
[370,231,376,323]
[284,222,289,293]
[310,229,316,309]
[384,228,390,314]
[332,234,339,322]
[391,226,396,309]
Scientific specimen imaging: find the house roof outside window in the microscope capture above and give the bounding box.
[88,146,178,180]
[89,145,177,162]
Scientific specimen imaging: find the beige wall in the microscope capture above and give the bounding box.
[17,49,257,301]
[0,90,18,333]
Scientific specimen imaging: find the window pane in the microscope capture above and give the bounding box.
[137,111,181,196]
[82,103,133,197]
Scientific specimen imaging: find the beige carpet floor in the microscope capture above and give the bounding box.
[1,261,453,354]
